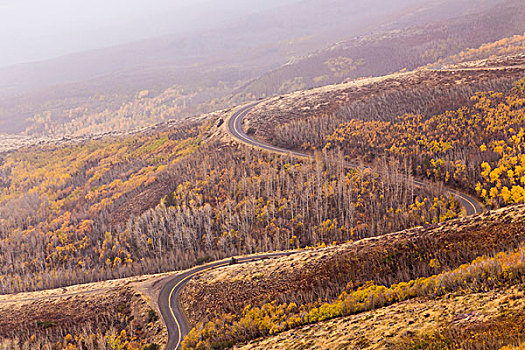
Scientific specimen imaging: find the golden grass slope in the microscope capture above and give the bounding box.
[236,285,525,350]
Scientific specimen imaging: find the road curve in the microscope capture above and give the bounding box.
[159,98,484,350]
[228,103,483,216]
[159,252,295,350]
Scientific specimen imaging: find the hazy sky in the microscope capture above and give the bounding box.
[0,0,297,68]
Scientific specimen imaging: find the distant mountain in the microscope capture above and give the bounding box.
[0,0,448,99]
[0,0,522,136]
[236,0,525,99]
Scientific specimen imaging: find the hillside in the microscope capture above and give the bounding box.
[0,31,524,350]
[1,0,523,137]
[237,285,525,350]
[0,116,210,293]
[0,115,459,294]
[242,61,525,163]
[0,0,420,135]
[0,51,522,292]
[0,272,169,349]
[234,0,525,103]
[240,60,525,206]
[180,205,525,349]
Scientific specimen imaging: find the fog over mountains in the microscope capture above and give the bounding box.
[0,0,521,135]
[0,0,301,68]
[0,0,495,95]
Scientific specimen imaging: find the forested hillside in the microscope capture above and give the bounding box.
[326,79,525,207]
[2,0,525,348]
[245,61,525,145]
[258,74,525,209]
[427,33,525,68]
[0,32,524,350]
[0,53,523,296]
[235,2,525,102]
[0,118,457,294]
[0,120,204,293]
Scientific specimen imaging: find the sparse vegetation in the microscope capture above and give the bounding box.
[147,309,159,323]
[195,256,214,266]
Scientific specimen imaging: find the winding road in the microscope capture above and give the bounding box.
[228,103,483,216]
[158,252,295,350]
[159,96,484,350]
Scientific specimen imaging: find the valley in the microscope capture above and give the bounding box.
[1,2,525,350]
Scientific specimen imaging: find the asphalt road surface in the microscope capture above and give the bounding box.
[228,103,483,215]
[158,252,295,350]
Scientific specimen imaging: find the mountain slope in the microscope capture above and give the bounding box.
[237,0,525,99]
[1,0,521,136]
